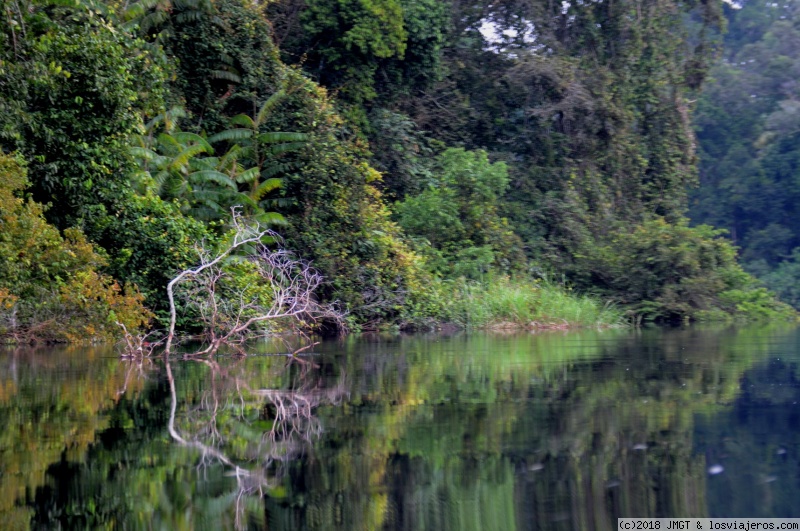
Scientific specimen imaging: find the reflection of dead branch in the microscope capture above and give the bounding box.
[163,352,348,530]
[165,356,269,531]
[115,356,156,399]
[247,364,349,465]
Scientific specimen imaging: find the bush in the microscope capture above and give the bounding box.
[0,154,152,342]
[586,217,796,321]
[394,148,526,279]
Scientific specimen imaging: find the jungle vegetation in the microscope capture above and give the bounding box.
[0,0,794,342]
[691,0,800,309]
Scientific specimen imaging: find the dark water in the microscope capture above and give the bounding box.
[2,326,800,530]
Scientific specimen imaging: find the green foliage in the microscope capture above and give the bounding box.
[270,0,448,105]
[366,109,435,200]
[585,218,795,321]
[395,147,525,278]
[0,0,207,320]
[277,87,428,324]
[691,0,800,307]
[145,0,284,135]
[144,0,432,325]
[0,0,787,333]
[0,0,167,228]
[87,192,209,322]
[207,89,308,221]
[121,0,214,42]
[756,249,800,309]
[0,153,152,342]
[130,106,294,226]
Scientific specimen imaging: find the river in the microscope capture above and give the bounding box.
[1,325,799,530]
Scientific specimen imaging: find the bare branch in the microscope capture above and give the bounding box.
[161,208,346,356]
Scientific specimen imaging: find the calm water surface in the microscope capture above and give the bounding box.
[2,326,800,530]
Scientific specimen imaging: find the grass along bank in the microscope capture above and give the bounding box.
[412,276,627,330]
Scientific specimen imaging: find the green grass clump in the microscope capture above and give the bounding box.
[410,275,626,330]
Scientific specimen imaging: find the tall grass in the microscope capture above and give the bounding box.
[429,276,626,329]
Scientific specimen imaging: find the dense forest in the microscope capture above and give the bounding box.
[691,0,800,308]
[0,0,796,342]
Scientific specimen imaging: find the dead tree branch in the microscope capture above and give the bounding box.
[164,208,346,355]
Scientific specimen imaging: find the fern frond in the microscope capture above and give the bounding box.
[139,9,169,34]
[212,69,242,83]
[160,172,186,201]
[174,10,206,24]
[123,0,160,21]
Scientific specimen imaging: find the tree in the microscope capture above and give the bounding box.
[208,88,308,221]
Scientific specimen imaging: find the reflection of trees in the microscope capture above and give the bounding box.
[696,358,800,518]
[164,353,348,529]
[0,346,150,529]
[4,326,799,529]
[265,327,792,531]
[0,343,346,530]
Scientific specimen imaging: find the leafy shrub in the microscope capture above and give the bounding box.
[586,217,796,321]
[394,148,526,279]
[0,154,152,342]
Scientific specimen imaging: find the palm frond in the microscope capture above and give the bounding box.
[260,162,298,179]
[256,132,307,144]
[250,178,282,201]
[232,193,259,210]
[256,89,287,126]
[208,128,253,144]
[189,170,237,189]
[228,114,256,129]
[157,132,182,152]
[263,196,297,209]
[169,143,212,171]
[263,142,307,157]
[172,132,213,152]
[190,157,219,171]
[234,166,260,184]
[130,146,158,160]
[253,211,287,226]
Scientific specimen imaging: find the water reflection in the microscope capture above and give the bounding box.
[161,354,347,528]
[1,326,799,529]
